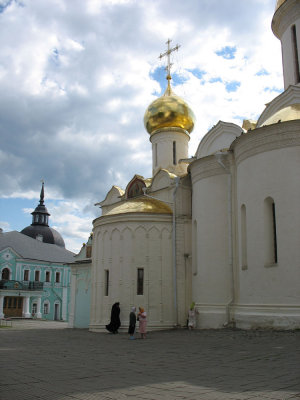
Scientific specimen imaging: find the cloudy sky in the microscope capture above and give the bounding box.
[0,0,283,253]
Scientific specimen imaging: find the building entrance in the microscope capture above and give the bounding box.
[3,296,23,317]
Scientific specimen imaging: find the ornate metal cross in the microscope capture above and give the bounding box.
[159,39,181,80]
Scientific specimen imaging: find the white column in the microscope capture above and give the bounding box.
[36,297,42,319]
[68,271,77,328]
[62,287,68,321]
[24,295,31,318]
[0,295,4,318]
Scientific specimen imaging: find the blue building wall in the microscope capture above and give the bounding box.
[0,247,71,320]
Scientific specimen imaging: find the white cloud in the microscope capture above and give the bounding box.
[0,0,284,252]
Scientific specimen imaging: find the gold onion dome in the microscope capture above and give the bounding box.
[144,80,195,136]
[262,104,300,126]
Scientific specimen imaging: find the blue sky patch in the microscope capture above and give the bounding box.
[150,66,188,94]
[256,68,269,76]
[188,68,206,80]
[172,72,188,86]
[210,77,222,84]
[216,46,237,60]
[264,86,282,93]
[226,81,240,92]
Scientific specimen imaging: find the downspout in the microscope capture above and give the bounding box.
[142,176,180,327]
[215,152,234,326]
[172,177,180,326]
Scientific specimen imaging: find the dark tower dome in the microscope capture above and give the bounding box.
[20,182,65,248]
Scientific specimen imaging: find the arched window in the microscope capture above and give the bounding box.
[55,272,61,283]
[241,204,248,270]
[127,179,145,199]
[43,301,50,315]
[1,268,10,280]
[264,197,278,266]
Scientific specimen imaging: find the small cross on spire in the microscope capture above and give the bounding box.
[159,39,181,82]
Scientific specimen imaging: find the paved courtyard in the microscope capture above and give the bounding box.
[0,321,299,400]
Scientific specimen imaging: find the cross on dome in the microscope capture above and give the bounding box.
[159,39,181,81]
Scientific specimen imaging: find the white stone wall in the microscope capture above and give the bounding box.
[272,0,300,89]
[90,214,174,332]
[281,19,300,89]
[233,123,300,328]
[190,156,233,328]
[150,128,190,176]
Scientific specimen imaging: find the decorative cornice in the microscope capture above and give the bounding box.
[231,120,300,165]
[150,127,190,141]
[93,212,172,229]
[272,0,300,39]
[189,154,232,184]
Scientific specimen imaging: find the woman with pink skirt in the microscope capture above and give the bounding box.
[137,307,147,339]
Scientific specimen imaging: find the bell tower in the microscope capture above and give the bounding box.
[272,0,300,89]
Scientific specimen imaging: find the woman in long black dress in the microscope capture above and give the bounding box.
[106,302,121,334]
[128,307,136,339]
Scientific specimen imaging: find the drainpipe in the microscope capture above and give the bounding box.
[215,152,234,326]
[172,177,180,326]
[142,176,180,326]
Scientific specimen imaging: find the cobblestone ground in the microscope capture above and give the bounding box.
[0,322,299,400]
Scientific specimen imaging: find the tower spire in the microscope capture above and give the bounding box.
[40,180,45,205]
[159,39,180,92]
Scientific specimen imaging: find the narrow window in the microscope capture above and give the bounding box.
[272,203,278,264]
[24,270,29,281]
[154,143,158,167]
[241,204,248,269]
[292,25,300,84]
[45,271,50,282]
[2,268,10,280]
[173,141,177,165]
[264,197,278,266]
[104,270,109,296]
[35,270,40,282]
[137,268,144,295]
[192,220,198,275]
[55,272,60,283]
[44,302,49,314]
[32,303,37,315]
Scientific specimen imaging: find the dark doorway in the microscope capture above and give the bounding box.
[3,297,23,317]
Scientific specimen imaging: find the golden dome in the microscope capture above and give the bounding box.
[144,81,195,135]
[105,197,172,216]
[262,104,300,126]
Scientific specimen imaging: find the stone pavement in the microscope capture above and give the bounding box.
[0,322,299,400]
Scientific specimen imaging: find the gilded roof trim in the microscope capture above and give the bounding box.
[104,197,172,217]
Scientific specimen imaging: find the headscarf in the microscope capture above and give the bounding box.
[190,302,195,310]
[131,307,136,312]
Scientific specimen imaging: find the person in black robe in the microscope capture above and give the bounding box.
[106,302,121,334]
[128,307,136,340]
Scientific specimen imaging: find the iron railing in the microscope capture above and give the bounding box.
[0,280,44,291]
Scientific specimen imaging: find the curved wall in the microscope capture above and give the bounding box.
[90,214,174,332]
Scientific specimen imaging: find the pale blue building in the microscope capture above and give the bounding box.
[68,235,92,328]
[0,184,75,320]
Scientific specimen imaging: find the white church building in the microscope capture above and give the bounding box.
[89,0,300,332]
